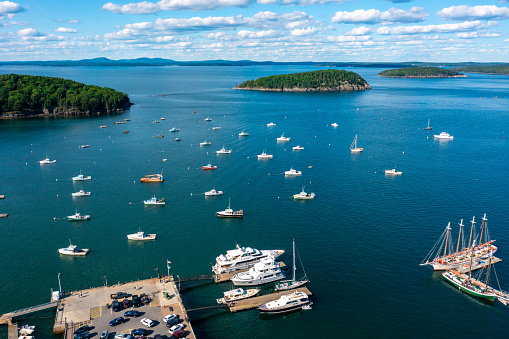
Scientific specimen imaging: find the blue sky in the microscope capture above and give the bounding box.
[0,0,508,62]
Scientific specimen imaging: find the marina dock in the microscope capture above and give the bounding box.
[215,262,287,283]
[228,287,312,313]
[457,256,502,273]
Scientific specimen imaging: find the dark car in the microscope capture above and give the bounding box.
[131,329,148,336]
[172,329,186,338]
[154,334,162,339]
[109,317,125,326]
[111,292,128,300]
[124,310,140,317]
[132,296,141,307]
[166,317,180,327]
[112,300,121,312]
[74,326,91,335]
[122,299,131,309]
[74,331,90,339]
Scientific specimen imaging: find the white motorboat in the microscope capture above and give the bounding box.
[239,130,249,137]
[292,145,304,151]
[58,240,89,256]
[72,189,91,197]
[18,325,35,335]
[205,188,223,196]
[267,122,276,127]
[160,117,165,120]
[144,196,165,205]
[331,123,338,127]
[293,186,315,200]
[285,168,302,176]
[216,198,243,218]
[72,170,91,181]
[258,291,311,314]
[434,132,454,139]
[127,231,156,241]
[216,146,232,154]
[257,150,273,159]
[169,127,179,132]
[205,117,212,122]
[39,155,56,164]
[350,135,363,153]
[277,133,290,142]
[213,245,285,274]
[231,256,285,286]
[385,169,402,175]
[216,288,260,304]
[212,126,221,130]
[67,211,90,221]
[80,145,90,148]
[275,239,309,291]
[200,141,212,146]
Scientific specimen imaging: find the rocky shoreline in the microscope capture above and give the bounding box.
[0,104,132,119]
[378,75,468,78]
[233,84,371,92]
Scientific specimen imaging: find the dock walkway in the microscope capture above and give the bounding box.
[228,287,311,313]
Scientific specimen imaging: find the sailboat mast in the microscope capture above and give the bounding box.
[443,223,451,258]
[468,216,475,249]
[469,247,473,281]
[479,214,487,246]
[486,255,492,289]
[456,219,464,254]
[292,238,296,282]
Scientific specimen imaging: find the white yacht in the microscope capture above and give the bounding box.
[67,211,90,221]
[216,288,260,304]
[18,325,35,335]
[385,169,402,175]
[213,245,285,274]
[127,231,156,241]
[434,132,454,139]
[331,123,338,127]
[58,240,89,256]
[216,199,243,218]
[239,130,249,137]
[267,122,276,127]
[205,188,223,196]
[39,155,56,164]
[277,133,290,142]
[231,256,285,286]
[258,291,311,314]
[293,186,315,200]
[72,189,91,197]
[72,170,91,181]
[144,196,165,205]
[216,146,232,154]
[257,150,273,159]
[292,145,304,151]
[285,168,302,176]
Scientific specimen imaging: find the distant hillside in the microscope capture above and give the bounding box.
[378,67,466,78]
[235,69,371,92]
[0,74,131,118]
[449,65,509,75]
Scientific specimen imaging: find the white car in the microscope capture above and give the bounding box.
[140,318,155,327]
[114,334,133,339]
[168,323,185,334]
[164,313,179,323]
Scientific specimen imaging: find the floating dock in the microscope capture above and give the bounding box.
[215,262,287,283]
[228,287,312,313]
[457,256,502,273]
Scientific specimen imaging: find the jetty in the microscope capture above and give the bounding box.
[215,262,287,283]
[228,287,312,313]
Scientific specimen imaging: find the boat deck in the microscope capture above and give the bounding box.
[214,262,286,283]
[457,256,502,273]
[228,287,312,313]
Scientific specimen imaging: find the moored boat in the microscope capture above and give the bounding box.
[80,145,90,148]
[425,119,432,130]
[350,135,363,153]
[267,122,276,127]
[385,169,402,175]
[72,170,91,181]
[216,288,260,304]
[216,199,242,217]
[292,145,304,151]
[58,240,89,256]
[213,245,285,274]
[18,325,35,335]
[72,189,91,197]
[212,126,221,130]
[331,123,338,127]
[175,137,182,141]
[100,125,107,128]
[202,163,217,170]
[239,130,249,137]
[434,131,453,139]
[67,211,90,221]
[257,150,273,159]
[141,168,164,182]
[442,268,496,302]
[258,291,311,314]
[144,195,165,205]
[216,146,232,154]
[205,117,212,122]
[39,155,56,164]
[277,133,290,142]
[275,239,309,291]
[205,188,223,196]
[200,141,212,146]
[169,127,179,132]
[157,134,164,138]
[293,186,315,200]
[231,256,285,286]
[285,168,302,176]
[127,231,156,241]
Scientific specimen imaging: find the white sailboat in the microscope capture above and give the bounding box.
[275,239,308,291]
[350,135,363,153]
[425,119,432,130]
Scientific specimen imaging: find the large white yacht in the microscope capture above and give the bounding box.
[231,256,285,286]
[434,132,454,140]
[258,291,311,314]
[212,245,285,274]
[216,288,260,304]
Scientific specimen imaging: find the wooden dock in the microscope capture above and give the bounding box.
[215,262,286,283]
[457,256,502,273]
[228,287,311,313]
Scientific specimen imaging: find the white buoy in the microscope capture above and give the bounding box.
[56,179,58,181]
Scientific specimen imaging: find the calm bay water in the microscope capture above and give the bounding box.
[0,65,509,338]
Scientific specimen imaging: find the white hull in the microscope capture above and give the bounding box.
[232,273,285,286]
[213,249,285,274]
[58,248,89,256]
[72,176,91,181]
[127,234,156,240]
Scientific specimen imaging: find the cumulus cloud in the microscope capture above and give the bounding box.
[54,27,78,33]
[290,27,320,36]
[437,5,509,21]
[455,32,501,38]
[345,26,373,35]
[18,28,46,37]
[257,0,276,3]
[331,7,428,24]
[280,0,349,5]
[0,1,24,19]
[377,20,494,35]
[56,19,81,24]
[102,0,253,14]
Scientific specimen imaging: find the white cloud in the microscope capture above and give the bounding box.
[332,7,428,24]
[257,0,276,3]
[455,32,501,38]
[395,40,423,45]
[18,28,45,37]
[377,20,493,35]
[280,0,348,5]
[345,26,373,35]
[102,0,253,14]
[55,27,78,33]
[290,27,320,36]
[0,1,24,15]
[438,5,509,21]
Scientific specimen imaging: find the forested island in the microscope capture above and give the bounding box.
[0,74,131,118]
[234,69,371,92]
[449,65,509,75]
[377,67,466,78]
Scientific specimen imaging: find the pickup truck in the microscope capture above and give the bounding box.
[110,292,128,300]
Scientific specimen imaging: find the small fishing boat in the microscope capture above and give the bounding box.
[385,169,402,175]
[239,130,249,137]
[67,211,90,221]
[217,199,243,218]
[175,137,182,141]
[200,141,212,146]
[39,155,56,164]
[144,196,165,205]
[292,145,304,151]
[80,145,90,148]
[258,291,312,314]
[285,168,302,176]
[127,231,156,241]
[140,167,164,182]
[275,239,309,291]
[216,288,260,304]
[123,130,129,133]
[100,125,107,128]
[72,189,91,197]
[58,240,89,256]
[257,150,273,159]
[160,118,165,120]
[216,146,232,154]
[331,123,338,127]
[434,132,454,139]
[18,325,35,335]
[350,135,363,153]
[425,119,432,130]
[157,134,164,138]
[277,133,290,142]
[293,186,315,200]
[212,126,221,130]
[0,213,8,218]
[205,117,212,122]
[115,121,126,124]
[153,120,160,124]
[267,122,276,127]
[169,127,179,132]
[202,163,217,170]
[72,170,91,181]
[205,188,223,196]
[125,118,130,121]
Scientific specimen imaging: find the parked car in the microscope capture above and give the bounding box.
[112,300,121,312]
[131,328,148,336]
[114,334,133,339]
[111,292,128,300]
[164,314,179,323]
[74,331,90,339]
[168,323,185,335]
[124,310,140,317]
[122,299,131,309]
[100,330,109,339]
[109,317,125,326]
[172,329,187,338]
[166,317,180,327]
[132,295,141,307]
[74,325,91,335]
[154,334,162,339]
[140,318,155,327]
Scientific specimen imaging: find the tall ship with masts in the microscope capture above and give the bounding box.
[420,214,497,271]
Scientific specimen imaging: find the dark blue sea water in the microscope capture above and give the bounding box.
[1,65,508,338]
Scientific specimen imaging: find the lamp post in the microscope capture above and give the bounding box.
[101,276,107,287]
[58,273,62,294]
[155,268,160,279]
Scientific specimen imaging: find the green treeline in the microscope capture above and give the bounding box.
[378,67,463,78]
[0,74,131,116]
[449,65,509,75]
[237,69,369,90]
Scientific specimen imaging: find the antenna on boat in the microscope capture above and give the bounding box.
[468,216,476,249]
[443,223,451,258]
[479,213,488,246]
[456,219,464,255]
